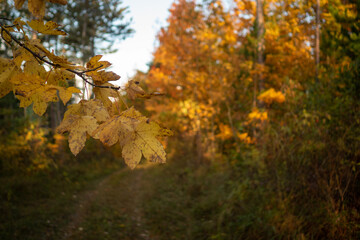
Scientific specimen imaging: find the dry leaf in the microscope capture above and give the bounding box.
[93,107,170,169]
[57,115,98,155]
[28,20,66,35]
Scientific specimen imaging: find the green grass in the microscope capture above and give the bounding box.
[0,157,122,240]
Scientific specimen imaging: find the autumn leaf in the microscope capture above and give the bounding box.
[14,0,26,9]
[13,40,45,66]
[0,58,20,98]
[93,83,119,111]
[85,55,111,77]
[47,68,74,86]
[63,99,110,122]
[125,80,151,100]
[28,0,46,18]
[10,72,59,115]
[56,115,98,155]
[1,26,14,43]
[47,0,67,5]
[53,86,80,105]
[93,107,170,169]
[32,40,76,69]
[92,70,120,84]
[24,60,47,78]
[28,20,66,35]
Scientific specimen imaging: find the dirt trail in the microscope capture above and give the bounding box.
[62,167,151,240]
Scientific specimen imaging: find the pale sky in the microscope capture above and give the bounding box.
[103,0,175,86]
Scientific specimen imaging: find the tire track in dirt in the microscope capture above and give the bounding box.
[62,167,151,240]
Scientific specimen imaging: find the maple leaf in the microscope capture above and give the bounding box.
[125,80,163,100]
[63,99,110,122]
[125,80,150,100]
[0,58,18,98]
[93,107,171,169]
[57,115,98,156]
[47,68,74,86]
[92,70,120,85]
[13,40,44,66]
[28,0,46,18]
[11,72,58,115]
[122,120,167,169]
[49,86,80,105]
[93,83,119,111]
[47,0,67,5]
[1,26,14,43]
[85,55,111,77]
[14,0,26,9]
[28,20,66,35]
[32,41,76,69]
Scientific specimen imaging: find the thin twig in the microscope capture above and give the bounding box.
[0,22,122,91]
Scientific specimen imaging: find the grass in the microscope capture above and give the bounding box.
[0,156,122,240]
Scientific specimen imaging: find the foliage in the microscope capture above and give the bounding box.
[142,0,360,238]
[0,1,171,169]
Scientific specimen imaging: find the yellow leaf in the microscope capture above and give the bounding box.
[14,0,26,9]
[28,0,46,18]
[27,20,66,35]
[86,55,111,77]
[216,123,233,140]
[11,73,58,115]
[63,99,110,122]
[32,41,76,69]
[93,107,168,169]
[122,141,143,169]
[58,86,80,105]
[57,115,98,155]
[47,0,67,5]
[0,58,17,97]
[92,70,120,84]
[93,83,118,111]
[1,26,13,43]
[125,80,151,100]
[24,61,47,78]
[47,68,74,86]
[258,88,285,104]
[13,39,50,67]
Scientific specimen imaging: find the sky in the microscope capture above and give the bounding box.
[103,0,175,86]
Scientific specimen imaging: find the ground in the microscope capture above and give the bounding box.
[62,166,152,240]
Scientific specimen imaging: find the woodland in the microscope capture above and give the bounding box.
[0,0,359,239]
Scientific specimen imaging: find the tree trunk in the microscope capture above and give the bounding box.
[315,0,320,83]
[256,0,265,93]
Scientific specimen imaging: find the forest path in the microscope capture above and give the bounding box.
[62,166,153,240]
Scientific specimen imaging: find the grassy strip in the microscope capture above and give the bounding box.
[0,158,122,240]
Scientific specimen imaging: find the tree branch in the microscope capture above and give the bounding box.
[0,22,121,91]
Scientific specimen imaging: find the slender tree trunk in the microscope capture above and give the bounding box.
[253,0,265,109]
[256,0,265,93]
[315,0,320,83]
